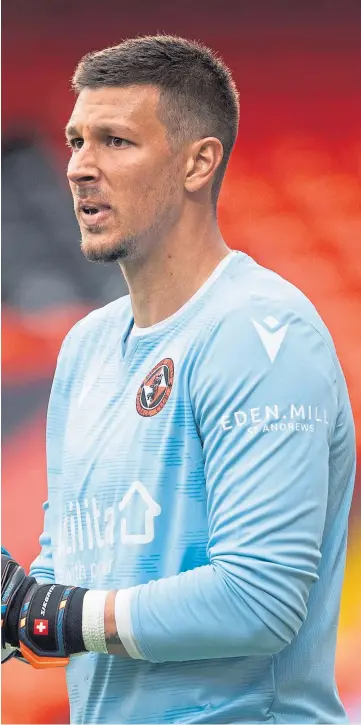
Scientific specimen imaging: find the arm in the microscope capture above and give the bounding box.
[112,309,338,662]
[30,324,80,585]
[2,309,338,665]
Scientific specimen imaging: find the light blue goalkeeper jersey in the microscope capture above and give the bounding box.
[30,251,355,724]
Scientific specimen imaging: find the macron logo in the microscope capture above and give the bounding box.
[252,316,289,363]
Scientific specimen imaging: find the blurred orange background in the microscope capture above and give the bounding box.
[2,1,360,722]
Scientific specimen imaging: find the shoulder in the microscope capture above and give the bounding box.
[191,260,340,432]
[69,294,130,335]
[205,253,337,364]
[191,255,338,393]
[60,295,130,352]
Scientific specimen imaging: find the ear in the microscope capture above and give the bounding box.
[184,137,224,195]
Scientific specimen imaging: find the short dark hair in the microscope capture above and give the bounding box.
[72,34,239,205]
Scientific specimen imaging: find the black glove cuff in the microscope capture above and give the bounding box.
[6,576,36,647]
[24,583,88,657]
[64,586,87,655]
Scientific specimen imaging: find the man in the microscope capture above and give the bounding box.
[1,34,356,724]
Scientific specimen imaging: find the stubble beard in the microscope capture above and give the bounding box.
[79,168,181,265]
[80,198,179,265]
[80,229,138,263]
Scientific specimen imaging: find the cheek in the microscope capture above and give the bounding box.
[112,162,153,201]
[111,154,179,213]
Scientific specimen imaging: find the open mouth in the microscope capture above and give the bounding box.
[79,203,112,225]
[83,205,99,216]
[81,203,110,215]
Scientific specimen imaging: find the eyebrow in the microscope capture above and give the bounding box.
[65,124,79,139]
[64,123,136,139]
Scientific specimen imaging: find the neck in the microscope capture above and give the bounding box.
[119,209,230,328]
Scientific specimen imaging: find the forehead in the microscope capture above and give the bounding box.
[68,85,166,139]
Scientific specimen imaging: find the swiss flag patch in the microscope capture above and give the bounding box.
[34,619,48,635]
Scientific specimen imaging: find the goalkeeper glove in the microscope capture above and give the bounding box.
[1,549,87,668]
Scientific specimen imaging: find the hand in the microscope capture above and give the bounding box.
[1,548,35,648]
[1,549,87,668]
[1,548,21,664]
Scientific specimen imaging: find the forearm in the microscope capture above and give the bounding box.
[114,561,311,663]
[3,553,313,666]
[101,548,313,663]
[46,564,293,662]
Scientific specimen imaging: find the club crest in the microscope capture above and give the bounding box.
[136,358,174,417]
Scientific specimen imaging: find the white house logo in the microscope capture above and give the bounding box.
[136,358,174,417]
[119,481,161,544]
[252,316,289,363]
[60,481,161,555]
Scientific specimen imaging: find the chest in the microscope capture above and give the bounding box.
[48,339,208,587]
[61,342,192,470]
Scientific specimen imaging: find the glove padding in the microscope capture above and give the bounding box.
[1,547,18,663]
[1,550,87,668]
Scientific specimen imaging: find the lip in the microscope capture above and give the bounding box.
[77,200,112,226]
[79,207,112,226]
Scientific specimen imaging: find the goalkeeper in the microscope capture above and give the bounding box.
[2,34,356,725]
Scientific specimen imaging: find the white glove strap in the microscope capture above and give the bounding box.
[82,590,108,654]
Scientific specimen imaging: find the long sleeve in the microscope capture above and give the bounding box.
[29,327,79,585]
[122,307,338,663]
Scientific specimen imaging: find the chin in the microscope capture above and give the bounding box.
[80,233,134,263]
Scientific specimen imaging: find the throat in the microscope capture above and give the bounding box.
[128,249,232,329]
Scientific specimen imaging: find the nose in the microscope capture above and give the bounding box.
[67,147,101,187]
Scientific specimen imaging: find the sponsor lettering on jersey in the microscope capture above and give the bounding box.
[59,483,161,558]
[220,403,329,437]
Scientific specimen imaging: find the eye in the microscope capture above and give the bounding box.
[67,138,84,151]
[107,137,130,148]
